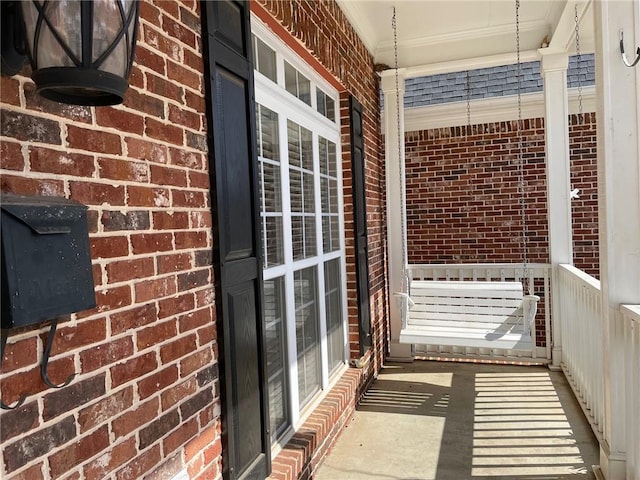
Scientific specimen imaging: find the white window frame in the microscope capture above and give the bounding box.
[252,16,350,454]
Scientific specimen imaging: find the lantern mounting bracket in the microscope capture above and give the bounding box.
[0,1,28,77]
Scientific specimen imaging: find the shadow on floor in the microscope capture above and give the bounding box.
[314,360,599,480]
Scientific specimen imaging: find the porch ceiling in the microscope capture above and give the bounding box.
[337,0,595,74]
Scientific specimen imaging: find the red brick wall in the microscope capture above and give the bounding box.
[0,2,222,479]
[405,119,550,265]
[405,115,599,277]
[569,113,599,278]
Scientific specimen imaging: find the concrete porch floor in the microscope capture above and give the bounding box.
[315,360,599,480]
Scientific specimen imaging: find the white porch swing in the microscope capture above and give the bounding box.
[393,1,541,354]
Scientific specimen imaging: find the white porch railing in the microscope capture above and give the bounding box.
[557,264,604,440]
[405,263,552,360]
[621,304,640,480]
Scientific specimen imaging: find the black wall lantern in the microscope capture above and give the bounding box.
[1,0,140,106]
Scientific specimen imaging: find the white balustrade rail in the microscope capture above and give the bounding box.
[557,264,604,440]
[621,304,640,480]
[405,263,552,360]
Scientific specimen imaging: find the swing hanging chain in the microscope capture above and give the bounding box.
[516,0,530,291]
[574,3,583,122]
[393,6,408,295]
[466,69,471,130]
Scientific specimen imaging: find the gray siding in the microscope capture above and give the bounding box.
[393,54,595,108]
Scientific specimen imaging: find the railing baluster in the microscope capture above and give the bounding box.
[621,305,640,477]
[557,264,610,443]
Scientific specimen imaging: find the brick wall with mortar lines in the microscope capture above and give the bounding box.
[254,1,385,480]
[404,114,599,274]
[569,113,599,278]
[405,119,550,266]
[0,2,222,479]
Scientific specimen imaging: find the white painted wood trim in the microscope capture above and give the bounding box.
[539,49,572,369]
[399,87,595,132]
[594,0,640,476]
[385,50,542,79]
[382,71,413,360]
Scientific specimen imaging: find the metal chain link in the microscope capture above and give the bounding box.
[516,0,530,289]
[574,3,583,123]
[466,69,471,130]
[392,7,408,294]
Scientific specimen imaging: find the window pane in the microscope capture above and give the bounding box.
[287,120,301,168]
[316,89,326,117]
[291,216,303,261]
[319,137,336,176]
[294,267,320,406]
[265,216,283,267]
[262,162,281,212]
[298,72,311,106]
[325,96,335,122]
[316,88,336,122]
[264,277,288,438]
[327,140,337,177]
[304,216,317,257]
[328,178,338,213]
[324,259,344,372]
[256,36,276,82]
[302,172,315,213]
[260,106,279,161]
[285,61,297,98]
[319,137,327,175]
[322,216,340,254]
[290,171,303,212]
[322,217,330,253]
[284,61,311,106]
[257,104,284,269]
[330,216,340,252]
[321,177,329,213]
[301,126,313,171]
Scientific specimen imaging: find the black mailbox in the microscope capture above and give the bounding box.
[1,194,96,329]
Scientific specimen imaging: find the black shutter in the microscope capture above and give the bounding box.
[350,96,372,353]
[201,2,269,479]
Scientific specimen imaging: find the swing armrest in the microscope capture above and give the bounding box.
[522,294,540,338]
[393,292,415,308]
[393,292,414,330]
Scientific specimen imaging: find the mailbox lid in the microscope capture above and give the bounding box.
[1,194,96,329]
[1,194,87,234]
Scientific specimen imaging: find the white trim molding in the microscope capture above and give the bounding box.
[400,86,595,132]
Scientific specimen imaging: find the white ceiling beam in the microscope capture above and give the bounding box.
[376,19,549,52]
[400,87,596,132]
[548,0,592,51]
[378,50,540,80]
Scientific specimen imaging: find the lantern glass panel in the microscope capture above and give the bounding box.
[93,0,127,75]
[20,2,38,58]
[37,2,81,68]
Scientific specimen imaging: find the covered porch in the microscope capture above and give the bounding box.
[339,0,639,479]
[316,360,600,480]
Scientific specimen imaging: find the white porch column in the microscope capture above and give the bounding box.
[381,69,412,361]
[538,49,572,369]
[594,1,640,478]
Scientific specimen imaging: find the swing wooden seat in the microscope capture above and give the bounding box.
[388,2,544,357]
[399,280,539,352]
